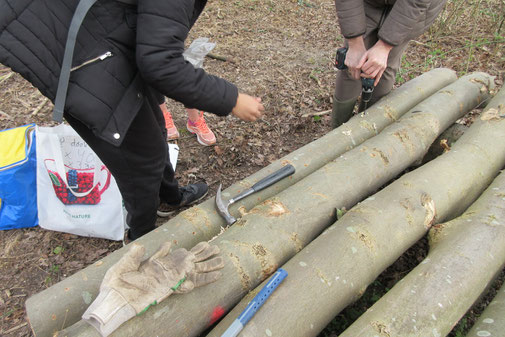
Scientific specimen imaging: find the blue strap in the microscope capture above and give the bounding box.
[52,0,99,122]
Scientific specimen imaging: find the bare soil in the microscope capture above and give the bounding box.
[1,0,504,336]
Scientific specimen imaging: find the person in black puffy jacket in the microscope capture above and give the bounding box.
[0,0,264,240]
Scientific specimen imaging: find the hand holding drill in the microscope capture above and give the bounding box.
[335,47,375,105]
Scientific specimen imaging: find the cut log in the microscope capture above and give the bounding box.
[467,281,505,337]
[209,76,505,337]
[26,69,457,336]
[338,169,505,336]
[57,73,491,337]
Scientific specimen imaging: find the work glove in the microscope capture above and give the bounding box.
[82,241,224,337]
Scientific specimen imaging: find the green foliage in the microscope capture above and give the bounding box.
[396,55,413,84]
[2,308,14,317]
[451,318,467,337]
[336,207,347,219]
[53,246,64,255]
[297,0,314,8]
[397,0,505,81]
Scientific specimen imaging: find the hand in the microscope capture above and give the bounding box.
[232,93,265,121]
[359,39,393,86]
[345,36,367,80]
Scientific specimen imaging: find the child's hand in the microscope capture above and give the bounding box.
[232,93,264,121]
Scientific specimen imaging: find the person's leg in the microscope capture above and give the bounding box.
[65,91,181,240]
[160,101,180,140]
[331,7,386,129]
[332,70,361,128]
[186,108,216,146]
[333,3,406,122]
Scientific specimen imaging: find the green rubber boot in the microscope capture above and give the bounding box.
[331,97,357,129]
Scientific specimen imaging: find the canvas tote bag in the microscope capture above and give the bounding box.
[36,124,125,240]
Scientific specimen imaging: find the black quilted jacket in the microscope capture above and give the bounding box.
[0,0,238,145]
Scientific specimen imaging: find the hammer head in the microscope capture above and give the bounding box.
[215,184,237,226]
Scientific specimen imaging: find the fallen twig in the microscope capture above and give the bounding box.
[301,109,331,118]
[1,322,28,335]
[0,72,13,84]
[276,68,295,82]
[31,97,49,116]
[411,40,430,47]
[206,53,235,63]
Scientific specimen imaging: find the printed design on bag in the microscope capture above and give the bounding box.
[44,159,111,205]
[63,210,91,219]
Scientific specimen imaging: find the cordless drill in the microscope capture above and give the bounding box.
[335,47,375,107]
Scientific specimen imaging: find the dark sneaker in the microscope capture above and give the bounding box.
[157,182,209,217]
[123,229,133,246]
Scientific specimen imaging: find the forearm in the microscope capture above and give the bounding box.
[373,39,394,54]
[346,35,365,49]
[136,0,238,116]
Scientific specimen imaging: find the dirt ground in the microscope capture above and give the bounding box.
[1,0,505,336]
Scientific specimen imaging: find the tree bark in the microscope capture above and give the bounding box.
[467,281,505,337]
[209,76,504,337]
[57,72,491,337]
[338,169,505,336]
[420,122,468,163]
[26,69,457,337]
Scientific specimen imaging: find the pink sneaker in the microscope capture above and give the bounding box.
[187,111,216,146]
[160,104,180,140]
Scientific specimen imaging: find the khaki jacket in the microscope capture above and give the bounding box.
[334,0,447,46]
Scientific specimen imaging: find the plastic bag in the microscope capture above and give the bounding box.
[0,124,38,230]
[183,37,216,69]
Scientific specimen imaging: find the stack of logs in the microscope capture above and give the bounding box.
[26,68,505,337]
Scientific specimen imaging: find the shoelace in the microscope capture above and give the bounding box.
[178,185,199,206]
[180,185,198,194]
[190,112,211,133]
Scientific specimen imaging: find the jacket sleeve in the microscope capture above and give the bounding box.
[334,0,367,39]
[135,0,238,116]
[378,0,434,46]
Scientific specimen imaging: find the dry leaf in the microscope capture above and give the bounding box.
[214,145,224,155]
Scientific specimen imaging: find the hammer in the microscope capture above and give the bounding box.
[215,164,295,226]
